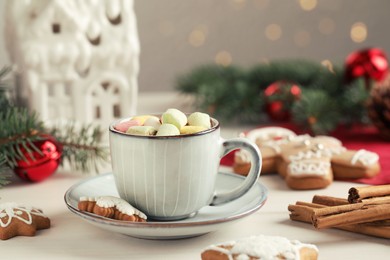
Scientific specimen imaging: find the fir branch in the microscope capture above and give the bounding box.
[176,64,263,123]
[292,89,340,134]
[0,154,11,188]
[0,66,12,88]
[1,66,109,182]
[176,60,370,133]
[0,66,12,109]
[49,123,109,173]
[0,107,45,168]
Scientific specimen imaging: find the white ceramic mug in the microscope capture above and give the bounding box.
[109,116,262,220]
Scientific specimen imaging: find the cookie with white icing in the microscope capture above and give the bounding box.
[201,235,318,260]
[278,135,347,189]
[78,196,147,222]
[232,127,380,190]
[233,128,298,175]
[0,202,50,240]
[331,149,380,179]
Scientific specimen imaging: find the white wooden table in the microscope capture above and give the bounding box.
[1,92,389,259]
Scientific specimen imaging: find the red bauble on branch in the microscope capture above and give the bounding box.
[345,48,388,86]
[14,134,63,182]
[264,81,301,121]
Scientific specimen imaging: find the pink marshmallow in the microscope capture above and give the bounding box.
[114,119,140,132]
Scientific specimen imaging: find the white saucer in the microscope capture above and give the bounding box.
[64,172,268,240]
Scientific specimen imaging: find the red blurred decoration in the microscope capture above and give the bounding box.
[264,81,301,121]
[345,48,388,85]
[14,135,63,182]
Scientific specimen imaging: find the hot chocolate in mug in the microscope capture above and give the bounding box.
[109,116,262,220]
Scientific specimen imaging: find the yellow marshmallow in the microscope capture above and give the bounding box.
[126,126,157,136]
[180,126,207,135]
[132,115,153,125]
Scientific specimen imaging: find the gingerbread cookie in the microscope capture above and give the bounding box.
[233,128,297,175]
[233,127,380,190]
[78,196,147,222]
[331,149,380,179]
[0,202,50,240]
[201,235,319,260]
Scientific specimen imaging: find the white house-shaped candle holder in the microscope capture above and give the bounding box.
[4,0,140,129]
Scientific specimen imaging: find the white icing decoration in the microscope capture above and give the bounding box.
[245,127,296,142]
[259,135,311,154]
[79,196,96,202]
[205,235,318,260]
[314,136,342,146]
[206,245,233,260]
[289,145,346,161]
[235,149,251,164]
[236,254,250,260]
[261,140,282,153]
[289,161,331,176]
[0,202,47,228]
[81,196,147,220]
[289,149,331,161]
[351,149,379,165]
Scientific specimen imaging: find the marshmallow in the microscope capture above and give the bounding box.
[114,119,140,132]
[126,126,157,136]
[188,112,211,129]
[143,116,161,130]
[132,115,153,125]
[180,126,207,135]
[161,108,187,130]
[156,124,180,136]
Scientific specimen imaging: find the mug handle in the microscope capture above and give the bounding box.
[210,137,262,206]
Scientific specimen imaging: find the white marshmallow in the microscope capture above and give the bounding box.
[143,116,161,130]
[156,124,180,136]
[188,112,211,129]
[161,108,187,130]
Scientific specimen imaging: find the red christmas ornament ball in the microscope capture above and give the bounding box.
[264,81,301,121]
[345,48,388,83]
[14,135,63,182]
[266,100,289,121]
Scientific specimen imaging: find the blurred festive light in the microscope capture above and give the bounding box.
[215,51,232,66]
[265,24,282,41]
[253,0,269,10]
[159,21,175,36]
[260,58,270,64]
[299,0,317,11]
[294,30,311,47]
[321,60,335,73]
[318,18,335,35]
[232,0,246,4]
[188,29,206,47]
[351,22,368,43]
[230,0,247,9]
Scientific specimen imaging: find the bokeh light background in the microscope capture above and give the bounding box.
[0,0,389,92]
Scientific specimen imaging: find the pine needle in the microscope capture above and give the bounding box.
[0,154,11,188]
[49,122,109,173]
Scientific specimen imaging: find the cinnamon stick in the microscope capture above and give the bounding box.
[311,203,390,229]
[288,202,390,239]
[360,196,390,205]
[348,185,390,203]
[312,195,349,206]
[288,202,316,223]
